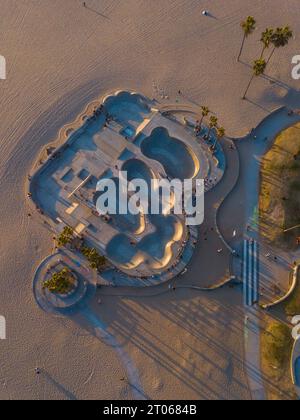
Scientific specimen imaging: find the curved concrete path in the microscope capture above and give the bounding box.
[218,106,300,283]
[33,249,97,315]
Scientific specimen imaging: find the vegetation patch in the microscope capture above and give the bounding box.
[262,321,292,370]
[81,246,106,271]
[43,268,76,295]
[259,123,300,249]
[261,317,298,399]
[57,226,74,247]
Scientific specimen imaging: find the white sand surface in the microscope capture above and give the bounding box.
[0,0,299,399]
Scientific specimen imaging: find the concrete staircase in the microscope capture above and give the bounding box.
[243,239,259,306]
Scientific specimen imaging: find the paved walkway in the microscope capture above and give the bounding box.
[216,106,300,400]
[243,310,265,400]
[218,107,300,299]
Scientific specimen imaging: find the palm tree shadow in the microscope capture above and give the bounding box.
[262,84,300,109]
[244,97,272,113]
[261,73,294,91]
[239,60,295,91]
[126,381,150,400]
[239,60,251,67]
[40,369,78,400]
[85,6,110,19]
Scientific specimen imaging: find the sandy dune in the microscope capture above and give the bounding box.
[0,0,299,399]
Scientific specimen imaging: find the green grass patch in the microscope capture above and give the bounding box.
[262,320,292,373]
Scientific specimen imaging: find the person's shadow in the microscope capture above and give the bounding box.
[84,4,110,19]
[204,11,218,20]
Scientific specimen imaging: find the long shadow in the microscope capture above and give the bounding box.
[40,370,77,400]
[126,381,150,400]
[261,73,294,92]
[244,97,272,113]
[70,290,245,399]
[94,292,253,399]
[205,11,218,20]
[84,5,110,19]
[239,60,295,92]
[64,285,297,399]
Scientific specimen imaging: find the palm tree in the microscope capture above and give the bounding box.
[199,106,210,130]
[260,28,274,58]
[212,126,226,150]
[57,226,74,247]
[238,16,256,62]
[207,116,218,140]
[242,58,267,99]
[267,26,293,64]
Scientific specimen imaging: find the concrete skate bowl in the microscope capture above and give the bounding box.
[141,127,199,181]
[105,214,184,272]
[121,158,154,187]
[95,159,154,235]
[94,176,142,235]
[103,91,151,128]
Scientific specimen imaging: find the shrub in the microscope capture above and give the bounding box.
[43,268,75,294]
[57,226,74,247]
[80,246,106,271]
[262,321,292,368]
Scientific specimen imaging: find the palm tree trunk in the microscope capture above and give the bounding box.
[243,74,255,99]
[260,45,266,59]
[267,46,276,65]
[199,115,204,129]
[238,34,246,62]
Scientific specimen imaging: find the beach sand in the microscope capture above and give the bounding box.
[0,0,299,399]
